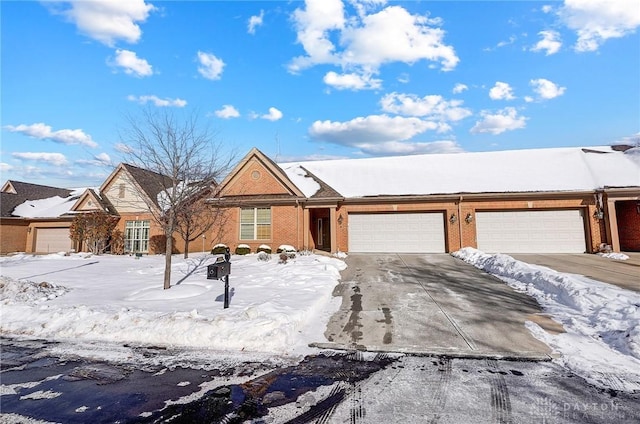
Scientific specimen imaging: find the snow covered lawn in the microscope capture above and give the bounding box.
[453,247,640,393]
[0,252,346,358]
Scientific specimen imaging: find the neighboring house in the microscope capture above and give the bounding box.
[0,180,80,254]
[0,163,213,255]
[211,146,640,254]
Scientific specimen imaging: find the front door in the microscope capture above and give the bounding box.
[317,218,330,251]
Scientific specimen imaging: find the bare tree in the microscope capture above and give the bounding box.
[120,108,235,289]
[175,188,230,258]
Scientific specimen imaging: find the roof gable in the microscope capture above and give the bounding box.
[216,148,305,198]
[100,163,174,209]
[71,189,116,214]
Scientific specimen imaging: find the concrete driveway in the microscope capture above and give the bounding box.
[313,254,554,360]
[511,253,640,293]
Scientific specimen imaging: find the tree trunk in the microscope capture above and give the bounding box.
[164,216,174,290]
[184,238,190,259]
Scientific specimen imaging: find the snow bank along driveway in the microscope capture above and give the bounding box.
[454,248,640,393]
[0,252,345,358]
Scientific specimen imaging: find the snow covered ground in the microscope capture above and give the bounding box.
[2,248,639,395]
[0,251,346,360]
[453,248,640,393]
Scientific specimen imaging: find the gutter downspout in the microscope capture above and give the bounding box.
[458,196,463,250]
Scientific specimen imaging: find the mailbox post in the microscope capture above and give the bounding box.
[207,247,232,308]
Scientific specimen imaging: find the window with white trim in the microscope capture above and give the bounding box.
[124,220,150,253]
[240,207,271,240]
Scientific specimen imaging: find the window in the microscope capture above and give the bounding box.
[124,220,150,253]
[240,208,271,240]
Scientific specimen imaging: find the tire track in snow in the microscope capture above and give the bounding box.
[486,359,512,424]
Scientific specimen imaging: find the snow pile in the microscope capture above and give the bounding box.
[0,277,69,304]
[453,247,640,392]
[0,252,346,358]
[597,252,630,261]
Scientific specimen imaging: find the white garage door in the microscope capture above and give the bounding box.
[476,210,586,253]
[348,213,445,253]
[35,228,72,253]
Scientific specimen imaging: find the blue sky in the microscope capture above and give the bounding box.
[2,0,639,188]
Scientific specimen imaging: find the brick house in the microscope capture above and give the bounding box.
[210,146,640,254]
[0,163,213,255]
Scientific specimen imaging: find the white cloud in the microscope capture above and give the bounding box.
[489,82,516,100]
[51,0,155,46]
[530,78,566,100]
[1,163,14,172]
[309,114,443,146]
[323,71,382,90]
[248,10,264,34]
[560,0,640,52]
[76,153,112,167]
[452,83,468,94]
[261,107,283,121]
[289,1,458,81]
[542,5,554,14]
[127,95,186,107]
[380,92,472,121]
[112,49,153,77]
[197,51,225,80]
[12,152,68,166]
[354,140,464,156]
[4,123,98,148]
[470,107,527,135]
[114,142,134,154]
[531,30,562,55]
[214,105,240,119]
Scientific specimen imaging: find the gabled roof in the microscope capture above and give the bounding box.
[215,148,306,198]
[100,163,175,208]
[71,188,117,214]
[280,146,640,198]
[1,180,74,217]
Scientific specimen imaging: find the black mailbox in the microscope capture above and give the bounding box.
[207,261,231,279]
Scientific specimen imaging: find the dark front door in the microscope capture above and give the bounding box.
[317,218,330,251]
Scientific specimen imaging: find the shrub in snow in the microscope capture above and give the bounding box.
[257,244,272,254]
[278,253,290,264]
[257,251,271,262]
[211,244,228,255]
[277,244,297,259]
[235,244,251,255]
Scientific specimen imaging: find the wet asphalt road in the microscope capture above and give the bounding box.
[2,338,640,424]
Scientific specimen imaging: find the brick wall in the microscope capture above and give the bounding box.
[616,201,640,251]
[0,219,28,254]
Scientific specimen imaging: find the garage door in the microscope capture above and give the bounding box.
[35,228,73,253]
[348,213,445,253]
[476,210,586,253]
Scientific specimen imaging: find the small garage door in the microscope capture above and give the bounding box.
[476,210,586,253]
[348,213,446,253]
[35,228,73,253]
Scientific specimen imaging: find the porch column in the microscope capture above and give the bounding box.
[606,199,620,252]
[330,207,337,252]
[303,208,310,250]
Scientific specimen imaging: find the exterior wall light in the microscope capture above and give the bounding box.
[465,213,473,224]
[449,213,457,224]
[337,214,343,225]
[593,209,604,220]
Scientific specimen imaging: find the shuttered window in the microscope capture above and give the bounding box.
[240,208,271,240]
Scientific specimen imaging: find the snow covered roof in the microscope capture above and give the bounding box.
[1,181,75,218]
[279,146,640,198]
[11,188,88,218]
